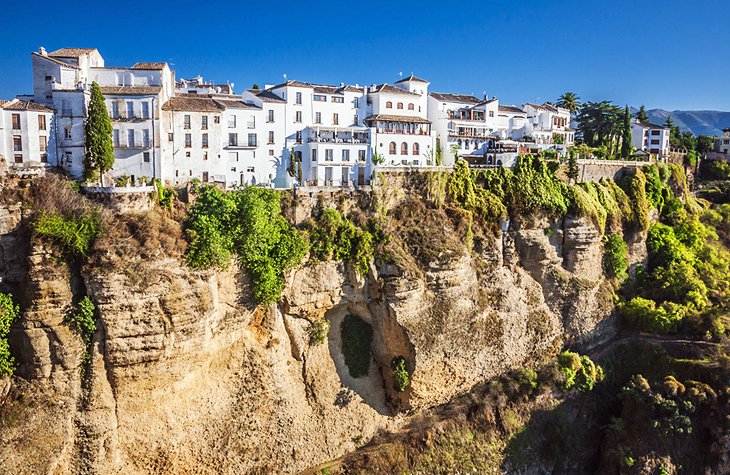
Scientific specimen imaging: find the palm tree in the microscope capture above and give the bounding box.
[556,92,581,114]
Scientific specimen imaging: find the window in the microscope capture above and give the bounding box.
[312,149,317,161]
[247,116,255,128]
[248,133,257,147]
[203,151,208,161]
[407,103,414,111]
[401,142,408,155]
[41,153,48,163]
[268,131,274,144]
[203,171,209,182]
[228,115,236,128]
[386,101,392,109]
[489,111,494,117]
[295,92,302,104]
[13,136,22,151]
[143,152,150,163]
[113,129,119,146]
[141,102,150,119]
[45,75,53,81]
[229,133,238,146]
[269,149,274,156]
[397,102,403,110]
[295,111,302,123]
[201,116,208,130]
[14,154,22,164]
[333,113,339,125]
[142,129,150,147]
[65,126,72,140]
[64,152,72,164]
[126,101,134,119]
[651,139,660,145]
[184,115,191,129]
[332,96,344,103]
[353,114,359,125]
[268,109,274,122]
[325,149,333,161]
[184,133,191,148]
[128,130,136,147]
[315,112,322,124]
[11,114,20,130]
[313,94,326,102]
[39,136,47,152]
[202,133,209,148]
[247,166,255,173]
[342,149,350,161]
[111,102,119,119]
[412,143,419,155]
[296,131,302,143]
[214,116,220,124]
[186,152,191,157]
[389,142,396,154]
[38,115,47,130]
[62,100,72,117]
[651,130,661,135]
[358,150,366,162]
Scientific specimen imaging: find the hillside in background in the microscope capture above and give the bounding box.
[630,107,730,136]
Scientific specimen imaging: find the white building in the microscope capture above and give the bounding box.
[713,129,730,155]
[0,99,55,171]
[631,119,670,158]
[522,103,574,155]
[31,47,174,183]
[365,75,434,167]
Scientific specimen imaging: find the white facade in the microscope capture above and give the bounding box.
[522,103,574,156]
[631,119,670,158]
[0,100,55,170]
[714,129,730,155]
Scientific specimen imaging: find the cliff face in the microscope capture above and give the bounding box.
[0,183,642,474]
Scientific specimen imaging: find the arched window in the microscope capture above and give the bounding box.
[401,142,408,155]
[457,139,462,149]
[397,102,403,110]
[386,101,392,109]
[487,155,494,165]
[389,141,396,154]
[408,103,414,111]
[412,143,420,155]
[465,140,470,149]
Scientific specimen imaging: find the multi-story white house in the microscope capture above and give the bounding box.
[713,129,730,155]
[365,75,434,167]
[240,88,288,187]
[31,47,174,183]
[0,99,55,172]
[522,103,574,155]
[631,119,670,158]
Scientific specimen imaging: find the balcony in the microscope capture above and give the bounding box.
[111,113,151,122]
[448,111,485,122]
[307,127,368,144]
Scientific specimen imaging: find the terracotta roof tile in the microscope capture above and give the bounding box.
[498,105,525,114]
[429,92,480,104]
[248,89,286,103]
[162,96,224,112]
[48,48,98,57]
[364,114,431,124]
[395,74,429,84]
[1,100,53,112]
[369,84,420,96]
[213,99,261,110]
[131,62,168,70]
[100,86,162,96]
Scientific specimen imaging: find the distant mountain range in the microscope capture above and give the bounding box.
[629,107,730,136]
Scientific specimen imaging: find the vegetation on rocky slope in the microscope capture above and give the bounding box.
[0,293,20,377]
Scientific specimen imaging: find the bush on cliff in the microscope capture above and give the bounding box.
[604,234,629,281]
[0,292,20,377]
[186,186,307,304]
[32,210,102,256]
[307,208,378,276]
[557,351,604,392]
[67,296,97,346]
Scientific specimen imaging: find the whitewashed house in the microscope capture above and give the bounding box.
[631,119,670,158]
[522,103,574,156]
[240,88,288,187]
[0,99,55,171]
[365,75,434,167]
[713,129,730,155]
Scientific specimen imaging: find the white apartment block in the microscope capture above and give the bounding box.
[631,119,670,158]
[0,99,54,171]
[713,129,730,155]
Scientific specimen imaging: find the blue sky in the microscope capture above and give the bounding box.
[2,0,728,110]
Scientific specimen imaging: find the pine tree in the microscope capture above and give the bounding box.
[621,106,632,159]
[84,82,115,185]
[636,105,649,123]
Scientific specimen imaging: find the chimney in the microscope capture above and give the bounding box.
[340,82,345,88]
[39,47,47,56]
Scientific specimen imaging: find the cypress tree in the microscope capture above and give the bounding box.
[84,82,115,185]
[621,105,632,159]
[636,105,649,123]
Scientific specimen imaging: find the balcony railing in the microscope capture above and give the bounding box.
[307,137,368,144]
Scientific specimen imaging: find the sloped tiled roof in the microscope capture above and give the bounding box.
[364,114,431,124]
[48,48,98,57]
[32,52,79,68]
[131,62,168,70]
[429,92,480,104]
[270,80,314,90]
[313,85,341,94]
[395,74,429,84]
[636,121,668,130]
[1,99,53,112]
[213,99,261,110]
[369,84,419,96]
[100,86,162,96]
[162,96,224,112]
[498,105,526,114]
[248,89,286,103]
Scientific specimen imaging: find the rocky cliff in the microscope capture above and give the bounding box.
[0,176,642,474]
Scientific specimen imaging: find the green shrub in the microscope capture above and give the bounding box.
[506,156,570,216]
[32,210,102,256]
[643,164,665,210]
[557,351,604,392]
[67,296,96,346]
[516,368,538,391]
[309,319,330,346]
[341,314,373,378]
[308,208,377,276]
[391,356,410,392]
[604,234,628,280]
[186,186,307,304]
[154,179,177,209]
[619,170,650,232]
[0,293,20,377]
[619,297,686,333]
[702,160,730,181]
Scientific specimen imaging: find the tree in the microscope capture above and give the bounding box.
[636,105,649,123]
[435,137,443,166]
[556,92,581,114]
[84,82,115,185]
[621,105,632,159]
[287,148,297,177]
[576,101,623,155]
[252,84,260,90]
[697,135,714,154]
[567,150,579,184]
